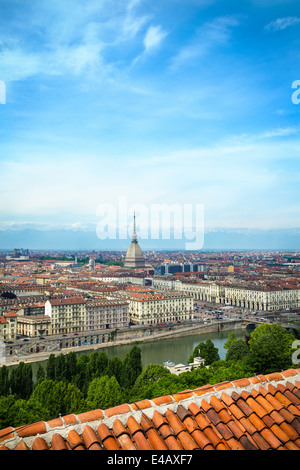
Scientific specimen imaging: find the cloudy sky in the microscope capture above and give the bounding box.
[0,0,300,247]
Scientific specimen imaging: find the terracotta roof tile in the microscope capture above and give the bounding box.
[51,433,68,450]
[82,425,102,450]
[0,427,14,444]
[1,368,300,451]
[14,440,30,450]
[32,437,49,451]
[97,424,120,450]
[15,421,47,439]
[66,430,86,450]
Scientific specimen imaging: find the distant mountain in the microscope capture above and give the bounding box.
[0,227,299,251]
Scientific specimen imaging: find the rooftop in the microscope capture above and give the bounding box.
[1,368,300,450]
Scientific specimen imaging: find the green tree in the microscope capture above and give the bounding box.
[86,376,123,410]
[46,354,56,380]
[225,338,250,362]
[189,339,220,365]
[30,379,63,420]
[74,354,92,394]
[224,332,238,351]
[0,365,10,396]
[65,351,77,383]
[30,379,86,419]
[55,354,67,382]
[60,382,86,415]
[9,362,33,399]
[121,346,142,389]
[0,395,18,429]
[91,351,109,378]
[248,324,295,374]
[107,357,123,385]
[209,360,255,384]
[36,364,45,383]
[129,364,171,401]
[11,398,48,428]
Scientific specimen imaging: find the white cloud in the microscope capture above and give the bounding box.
[143,25,167,52]
[265,16,300,31]
[170,16,239,70]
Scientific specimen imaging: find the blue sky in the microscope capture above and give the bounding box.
[0,0,300,247]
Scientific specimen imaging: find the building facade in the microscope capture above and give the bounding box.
[45,297,86,335]
[113,289,194,325]
[17,315,51,337]
[85,299,129,330]
[0,312,18,341]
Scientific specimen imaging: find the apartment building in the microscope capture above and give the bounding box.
[17,315,51,337]
[85,299,129,330]
[173,279,300,311]
[0,312,18,341]
[112,288,194,325]
[45,297,86,335]
[219,284,300,311]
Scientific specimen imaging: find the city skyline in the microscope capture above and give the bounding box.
[0,0,300,249]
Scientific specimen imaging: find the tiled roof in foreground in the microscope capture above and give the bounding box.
[1,368,300,450]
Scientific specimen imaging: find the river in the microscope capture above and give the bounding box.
[29,327,248,379]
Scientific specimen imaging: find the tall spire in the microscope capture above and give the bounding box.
[132,211,138,244]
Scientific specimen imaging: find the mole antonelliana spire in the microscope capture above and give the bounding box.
[124,211,145,268]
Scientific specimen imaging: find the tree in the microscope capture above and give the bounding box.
[36,364,45,383]
[248,324,295,374]
[129,364,171,401]
[209,360,255,384]
[30,379,63,420]
[55,354,66,382]
[224,332,238,351]
[249,333,286,374]
[189,339,220,366]
[74,354,92,394]
[121,346,142,389]
[46,354,56,380]
[61,382,86,415]
[225,338,249,362]
[0,395,19,429]
[107,357,123,385]
[11,398,48,428]
[65,351,77,382]
[9,362,33,399]
[0,365,10,396]
[30,379,86,419]
[91,351,109,378]
[86,376,123,410]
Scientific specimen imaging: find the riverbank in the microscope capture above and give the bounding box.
[5,319,245,367]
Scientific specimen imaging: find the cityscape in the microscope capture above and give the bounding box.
[0,0,300,455]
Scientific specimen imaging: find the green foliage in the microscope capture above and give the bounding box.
[225,338,250,362]
[189,339,220,365]
[248,323,296,374]
[30,379,86,419]
[107,357,123,385]
[0,366,10,396]
[86,376,123,410]
[9,362,33,399]
[121,346,142,389]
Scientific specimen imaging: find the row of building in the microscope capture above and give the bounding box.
[91,273,300,312]
[0,284,195,341]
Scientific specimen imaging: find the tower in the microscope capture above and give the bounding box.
[124,212,145,269]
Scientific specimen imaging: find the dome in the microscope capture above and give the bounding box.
[124,241,145,268]
[124,213,145,268]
